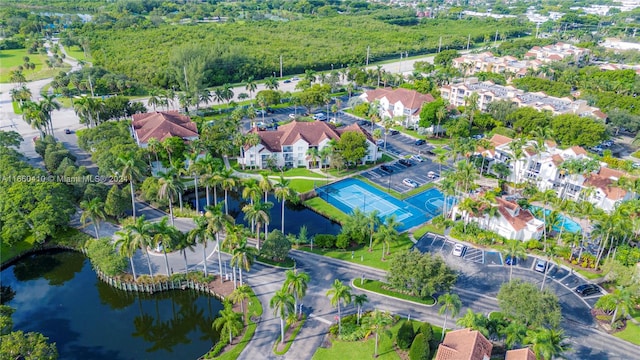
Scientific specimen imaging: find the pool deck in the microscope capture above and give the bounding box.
[529,201,592,233]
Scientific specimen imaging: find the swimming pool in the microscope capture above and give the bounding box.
[316,179,447,231]
[530,206,582,233]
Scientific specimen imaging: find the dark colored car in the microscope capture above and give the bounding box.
[380,165,393,173]
[64,129,71,134]
[283,79,291,83]
[388,129,399,135]
[575,284,600,297]
[358,120,371,126]
[398,159,412,167]
[415,139,426,146]
[505,256,518,266]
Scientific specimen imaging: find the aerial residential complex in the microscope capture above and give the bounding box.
[359,87,435,128]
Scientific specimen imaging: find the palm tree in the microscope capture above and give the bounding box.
[175,231,196,273]
[205,203,234,283]
[220,168,238,215]
[464,92,479,131]
[274,176,294,234]
[326,279,352,335]
[149,217,179,276]
[438,293,462,340]
[39,94,60,136]
[147,89,162,111]
[188,215,210,276]
[80,198,106,239]
[374,215,402,259]
[283,269,310,318]
[306,147,320,168]
[361,309,393,358]
[213,302,244,345]
[503,240,527,281]
[595,286,635,327]
[242,200,273,250]
[245,76,257,98]
[158,168,184,226]
[117,153,144,219]
[435,106,448,138]
[228,284,252,324]
[500,320,527,349]
[367,210,381,251]
[353,293,369,324]
[456,309,489,338]
[259,174,273,235]
[524,327,570,360]
[114,228,139,281]
[231,239,257,287]
[270,288,295,344]
[123,216,155,277]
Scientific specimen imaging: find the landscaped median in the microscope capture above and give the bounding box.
[353,279,436,306]
[273,314,307,355]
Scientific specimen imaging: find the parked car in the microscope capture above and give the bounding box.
[283,79,291,83]
[380,165,393,173]
[292,77,300,81]
[427,171,437,179]
[255,109,267,116]
[575,284,600,297]
[534,259,548,273]
[452,243,466,257]
[388,129,399,135]
[64,128,71,134]
[415,139,426,146]
[402,178,419,188]
[504,256,518,266]
[410,154,424,162]
[288,113,297,119]
[313,113,327,121]
[398,159,412,167]
[472,134,485,140]
[358,120,371,126]
[376,139,385,146]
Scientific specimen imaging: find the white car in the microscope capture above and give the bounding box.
[402,178,418,188]
[452,243,466,257]
[427,171,437,179]
[313,113,327,121]
[410,154,424,162]
[288,113,297,119]
[255,109,267,116]
[534,259,548,273]
[376,139,385,146]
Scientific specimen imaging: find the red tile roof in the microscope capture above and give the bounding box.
[489,134,513,148]
[551,154,564,166]
[364,87,435,112]
[435,328,493,360]
[505,348,536,360]
[584,174,627,200]
[495,198,540,232]
[132,111,198,144]
[570,146,588,156]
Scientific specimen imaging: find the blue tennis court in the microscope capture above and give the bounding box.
[315,178,447,231]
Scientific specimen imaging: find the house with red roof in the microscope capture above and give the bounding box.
[435,328,493,360]
[505,348,536,360]
[238,121,379,169]
[131,111,199,148]
[360,87,435,128]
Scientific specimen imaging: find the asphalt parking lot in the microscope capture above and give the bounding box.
[361,157,451,193]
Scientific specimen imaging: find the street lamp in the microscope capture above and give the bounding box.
[331,63,334,70]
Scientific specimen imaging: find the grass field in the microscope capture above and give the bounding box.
[614,322,640,345]
[0,236,36,264]
[64,45,89,62]
[289,178,330,193]
[0,48,70,83]
[298,234,414,271]
[413,223,445,238]
[354,279,436,305]
[304,197,350,224]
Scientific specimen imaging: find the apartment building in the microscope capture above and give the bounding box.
[360,87,435,128]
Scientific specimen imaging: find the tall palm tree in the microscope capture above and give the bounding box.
[123,216,155,277]
[374,215,402,259]
[175,230,196,274]
[361,309,393,358]
[283,269,310,318]
[524,327,570,360]
[245,76,257,98]
[242,200,273,250]
[503,240,527,281]
[117,153,144,219]
[213,302,244,345]
[39,93,61,136]
[80,198,106,239]
[228,284,252,324]
[149,217,179,276]
[231,239,257,287]
[353,293,369,324]
[259,174,273,235]
[595,286,635,327]
[205,203,234,283]
[188,215,210,276]
[500,320,527,349]
[114,228,139,281]
[147,89,162,111]
[158,168,184,226]
[274,176,293,234]
[220,168,237,215]
[270,288,295,344]
[438,293,462,340]
[326,279,352,335]
[367,210,381,251]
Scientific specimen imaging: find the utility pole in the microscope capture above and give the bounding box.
[280,55,283,78]
[399,52,403,72]
[535,22,540,39]
[494,30,499,46]
[467,34,471,50]
[438,36,442,53]
[366,46,370,66]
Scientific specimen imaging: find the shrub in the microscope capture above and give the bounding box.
[409,333,430,360]
[396,320,415,350]
[335,234,350,249]
[85,238,128,276]
[260,230,292,261]
[313,234,336,248]
[418,321,433,343]
[525,239,543,250]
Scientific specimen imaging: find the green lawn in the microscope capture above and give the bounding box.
[614,322,640,345]
[304,197,350,224]
[214,288,263,359]
[64,45,89,62]
[413,224,444,238]
[354,279,436,305]
[313,318,443,360]
[289,178,330,193]
[1,236,36,264]
[0,49,70,83]
[12,101,23,114]
[298,234,414,271]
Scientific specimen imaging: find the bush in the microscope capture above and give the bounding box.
[396,320,415,350]
[85,238,128,276]
[525,239,543,250]
[418,321,433,343]
[313,234,336,248]
[409,333,430,360]
[260,230,292,261]
[335,234,350,249]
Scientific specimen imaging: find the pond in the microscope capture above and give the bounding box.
[194,190,342,236]
[1,250,223,360]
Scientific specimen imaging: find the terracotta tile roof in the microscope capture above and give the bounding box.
[599,167,625,179]
[551,154,564,166]
[495,198,540,232]
[548,54,563,61]
[570,146,588,156]
[505,348,536,360]
[584,174,627,200]
[364,87,435,112]
[247,121,373,152]
[489,134,513,148]
[545,140,557,148]
[524,147,536,156]
[132,111,198,144]
[435,328,493,360]
[592,110,608,120]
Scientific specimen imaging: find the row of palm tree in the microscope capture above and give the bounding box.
[18,93,61,137]
[270,269,311,344]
